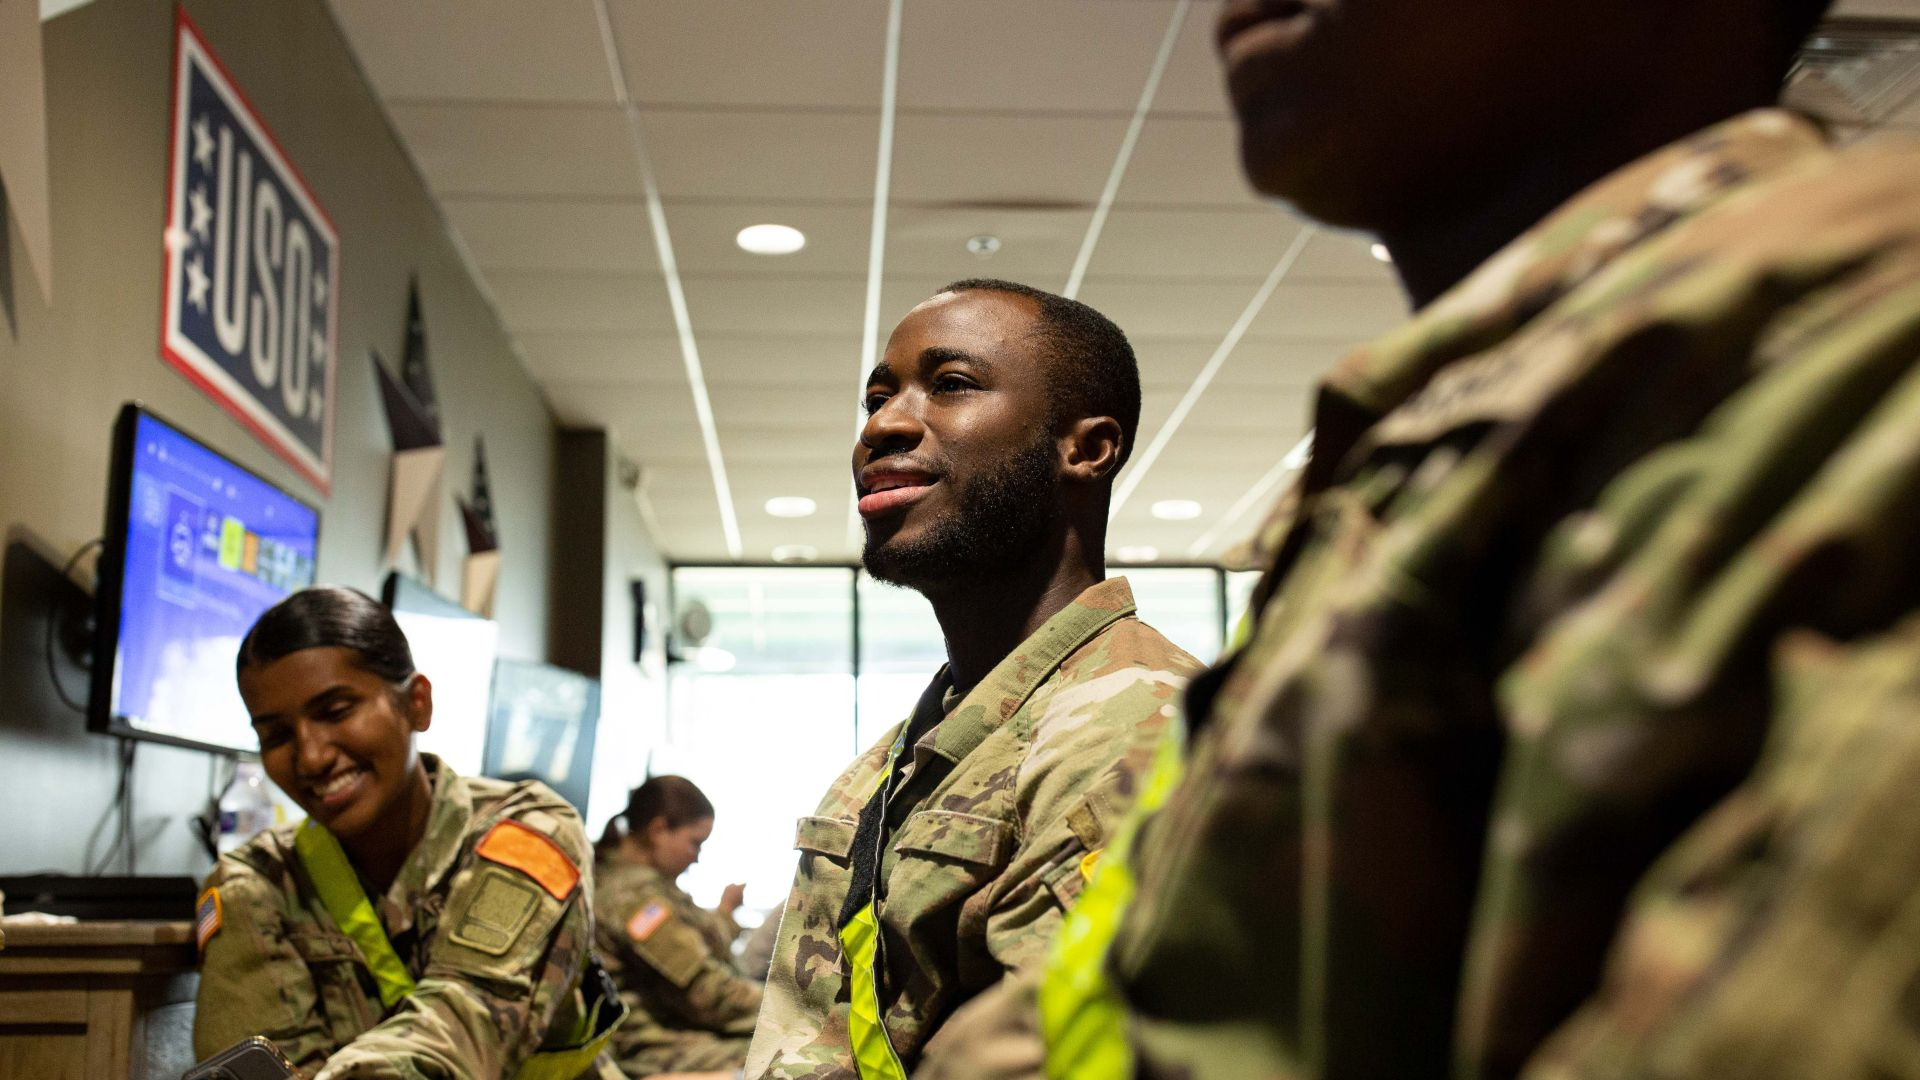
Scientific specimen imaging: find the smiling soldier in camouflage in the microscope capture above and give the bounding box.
[744,280,1201,1080]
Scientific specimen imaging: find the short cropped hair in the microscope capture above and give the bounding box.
[937,278,1142,472]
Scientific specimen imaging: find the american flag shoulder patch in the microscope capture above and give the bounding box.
[195,886,223,950]
[627,901,671,942]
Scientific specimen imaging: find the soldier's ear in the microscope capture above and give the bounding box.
[1059,416,1123,485]
[401,673,434,733]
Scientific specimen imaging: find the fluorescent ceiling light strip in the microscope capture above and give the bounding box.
[593,0,742,559]
[1110,224,1316,517]
[1185,431,1313,558]
[848,0,907,548]
[1063,0,1190,300]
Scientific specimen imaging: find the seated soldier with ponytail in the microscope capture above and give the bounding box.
[594,776,762,1077]
[192,586,624,1080]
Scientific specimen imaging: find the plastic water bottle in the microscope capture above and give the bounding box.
[217,762,277,854]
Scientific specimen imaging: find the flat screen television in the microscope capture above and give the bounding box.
[381,572,498,776]
[89,403,321,754]
[484,660,601,814]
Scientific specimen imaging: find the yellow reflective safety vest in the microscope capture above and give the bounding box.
[1037,608,1246,1078]
[294,821,624,1080]
[1037,724,1186,1080]
[836,729,914,1080]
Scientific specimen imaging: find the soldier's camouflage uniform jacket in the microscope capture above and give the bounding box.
[594,857,761,1075]
[194,756,620,1080]
[937,108,1920,1080]
[746,577,1199,1078]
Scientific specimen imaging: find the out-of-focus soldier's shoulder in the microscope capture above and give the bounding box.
[209,821,300,890]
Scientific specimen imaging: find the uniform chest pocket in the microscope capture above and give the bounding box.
[891,810,1011,866]
[795,815,856,861]
[285,925,380,1035]
[879,811,1013,939]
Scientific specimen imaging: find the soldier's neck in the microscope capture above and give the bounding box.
[1378,89,1780,309]
[345,764,434,895]
[925,545,1104,698]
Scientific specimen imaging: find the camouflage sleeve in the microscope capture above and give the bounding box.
[986,640,1187,973]
[192,853,338,1075]
[314,804,594,1080]
[1523,612,1920,1080]
[606,883,763,1033]
[746,736,892,1079]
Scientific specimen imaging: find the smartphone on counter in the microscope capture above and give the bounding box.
[181,1036,297,1080]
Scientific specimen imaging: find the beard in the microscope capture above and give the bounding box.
[863,431,1059,592]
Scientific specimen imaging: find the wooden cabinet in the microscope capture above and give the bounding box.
[0,922,198,1080]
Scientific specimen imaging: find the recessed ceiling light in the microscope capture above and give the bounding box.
[736,223,806,256]
[771,544,818,564]
[1150,499,1203,521]
[1369,242,1392,263]
[1115,545,1160,563]
[764,495,817,518]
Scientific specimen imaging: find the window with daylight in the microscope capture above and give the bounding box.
[655,564,1246,918]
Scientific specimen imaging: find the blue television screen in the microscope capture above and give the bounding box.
[92,406,319,752]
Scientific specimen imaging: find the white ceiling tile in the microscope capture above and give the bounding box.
[1086,207,1304,281]
[1832,0,1920,14]
[887,206,1094,284]
[1250,283,1408,342]
[1150,0,1228,116]
[542,380,699,437]
[484,270,676,333]
[697,335,865,387]
[1292,229,1403,285]
[1074,277,1265,339]
[682,275,869,336]
[643,110,882,202]
[663,202,873,277]
[715,429,856,465]
[633,463,719,503]
[899,1,1177,114]
[610,0,889,109]
[446,199,653,272]
[708,384,851,428]
[388,104,640,198]
[514,331,686,384]
[1117,116,1262,206]
[327,0,617,104]
[892,114,1129,206]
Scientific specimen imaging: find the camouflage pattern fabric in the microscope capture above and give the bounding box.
[194,756,620,1080]
[1049,109,1920,1080]
[747,577,1199,1079]
[595,858,761,1075]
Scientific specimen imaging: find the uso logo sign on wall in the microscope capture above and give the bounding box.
[161,10,338,494]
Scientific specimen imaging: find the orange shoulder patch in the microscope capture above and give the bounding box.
[475,819,580,900]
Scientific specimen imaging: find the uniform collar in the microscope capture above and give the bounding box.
[1230,108,1830,574]
[379,753,470,936]
[1317,109,1827,480]
[917,576,1139,768]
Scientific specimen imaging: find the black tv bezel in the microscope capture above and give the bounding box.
[88,402,323,756]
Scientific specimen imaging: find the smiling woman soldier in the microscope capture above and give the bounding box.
[191,586,622,1080]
